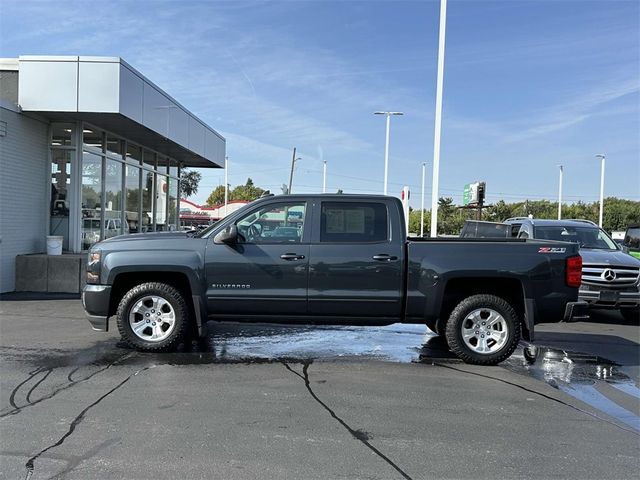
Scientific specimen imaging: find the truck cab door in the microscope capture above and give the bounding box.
[307,200,404,318]
[205,201,309,316]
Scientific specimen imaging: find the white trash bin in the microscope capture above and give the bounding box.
[46,235,63,255]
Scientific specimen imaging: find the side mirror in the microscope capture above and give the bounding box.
[621,245,629,253]
[214,224,238,244]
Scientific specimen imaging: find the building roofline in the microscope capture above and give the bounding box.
[16,55,224,143]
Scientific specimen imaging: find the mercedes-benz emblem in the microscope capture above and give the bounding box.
[601,269,616,282]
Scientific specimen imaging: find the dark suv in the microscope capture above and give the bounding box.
[504,218,640,322]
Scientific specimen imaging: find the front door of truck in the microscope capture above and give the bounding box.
[205,201,309,316]
[307,200,403,318]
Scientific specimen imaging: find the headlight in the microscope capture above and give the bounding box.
[87,249,101,284]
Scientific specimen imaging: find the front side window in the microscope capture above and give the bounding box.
[320,202,388,243]
[624,227,640,251]
[236,202,306,244]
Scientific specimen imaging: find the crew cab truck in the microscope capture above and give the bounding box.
[83,194,586,365]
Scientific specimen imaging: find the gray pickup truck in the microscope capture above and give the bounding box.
[83,194,586,365]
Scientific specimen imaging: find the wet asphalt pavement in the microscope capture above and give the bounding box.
[0,296,638,479]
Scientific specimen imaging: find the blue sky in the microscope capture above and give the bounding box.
[1,0,638,207]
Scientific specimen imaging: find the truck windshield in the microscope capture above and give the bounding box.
[534,226,618,250]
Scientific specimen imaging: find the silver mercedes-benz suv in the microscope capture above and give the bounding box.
[504,218,640,322]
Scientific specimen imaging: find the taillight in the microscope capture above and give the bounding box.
[566,255,582,288]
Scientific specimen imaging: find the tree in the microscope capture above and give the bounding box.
[180,169,202,198]
[206,185,227,206]
[230,178,265,201]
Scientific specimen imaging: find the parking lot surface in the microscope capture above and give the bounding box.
[1,295,638,479]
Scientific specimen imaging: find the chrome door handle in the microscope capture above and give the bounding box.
[372,254,398,262]
[280,253,306,261]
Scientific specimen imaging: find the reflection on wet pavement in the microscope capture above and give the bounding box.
[504,347,640,432]
[183,321,447,364]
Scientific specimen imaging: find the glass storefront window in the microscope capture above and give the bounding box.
[81,152,103,249]
[142,170,154,232]
[83,127,104,151]
[51,124,75,147]
[125,165,141,233]
[157,155,170,174]
[143,149,156,170]
[105,159,125,239]
[126,143,142,164]
[50,149,73,251]
[154,174,168,231]
[106,135,123,158]
[168,177,178,230]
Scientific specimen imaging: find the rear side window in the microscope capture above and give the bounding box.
[320,202,388,243]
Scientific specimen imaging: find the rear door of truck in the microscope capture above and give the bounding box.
[307,198,404,318]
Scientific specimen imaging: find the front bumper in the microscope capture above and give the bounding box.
[82,284,111,331]
[563,301,590,322]
[579,286,640,309]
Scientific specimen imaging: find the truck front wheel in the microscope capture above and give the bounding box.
[445,294,520,365]
[116,282,189,351]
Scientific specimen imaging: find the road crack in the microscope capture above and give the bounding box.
[282,361,414,480]
[1,352,134,419]
[24,365,152,480]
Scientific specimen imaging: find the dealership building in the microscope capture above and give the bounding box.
[0,56,225,293]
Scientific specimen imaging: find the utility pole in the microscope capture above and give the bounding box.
[287,147,297,194]
[288,148,302,194]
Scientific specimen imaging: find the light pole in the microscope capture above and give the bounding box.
[420,162,427,237]
[224,156,229,217]
[322,160,327,193]
[430,0,448,238]
[557,164,563,220]
[374,111,403,195]
[596,154,605,227]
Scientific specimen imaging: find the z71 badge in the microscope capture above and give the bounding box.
[538,247,567,253]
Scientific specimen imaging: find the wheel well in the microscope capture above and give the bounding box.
[436,277,525,334]
[108,272,194,318]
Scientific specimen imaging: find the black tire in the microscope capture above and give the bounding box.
[620,308,639,323]
[445,294,521,365]
[116,282,189,351]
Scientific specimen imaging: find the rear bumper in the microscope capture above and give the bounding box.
[563,301,590,322]
[82,284,111,331]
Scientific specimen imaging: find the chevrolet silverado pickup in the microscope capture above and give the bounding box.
[83,194,586,365]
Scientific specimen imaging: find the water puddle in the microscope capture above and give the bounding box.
[505,347,640,432]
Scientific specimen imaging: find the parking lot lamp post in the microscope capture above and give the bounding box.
[323,160,327,193]
[224,156,229,217]
[420,162,426,236]
[430,0,448,238]
[595,154,605,227]
[557,164,563,220]
[374,111,403,195]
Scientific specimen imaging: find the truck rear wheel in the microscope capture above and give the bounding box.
[116,282,189,351]
[445,294,520,365]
